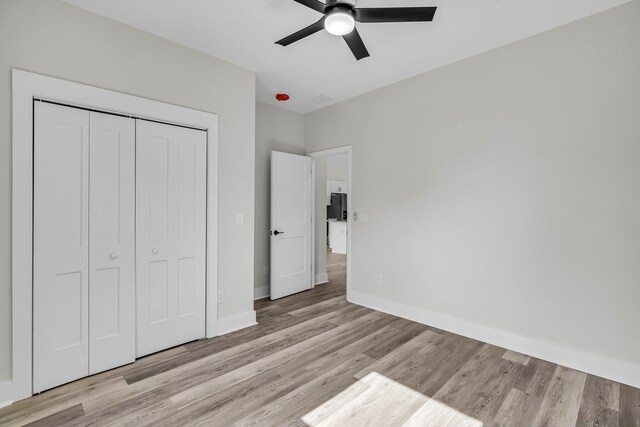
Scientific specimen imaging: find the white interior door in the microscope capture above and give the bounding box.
[136,120,207,357]
[270,151,313,300]
[88,112,136,374]
[33,102,90,393]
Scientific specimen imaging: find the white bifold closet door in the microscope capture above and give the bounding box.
[33,103,135,393]
[135,120,207,357]
[88,112,136,374]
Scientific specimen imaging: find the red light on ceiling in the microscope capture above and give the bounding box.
[275,93,290,101]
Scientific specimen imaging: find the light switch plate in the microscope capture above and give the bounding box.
[361,213,369,223]
[235,213,244,225]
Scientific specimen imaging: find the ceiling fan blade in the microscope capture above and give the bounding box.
[276,17,326,46]
[342,28,370,60]
[292,0,327,13]
[354,7,437,23]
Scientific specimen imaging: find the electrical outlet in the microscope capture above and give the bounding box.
[361,213,369,223]
[235,213,244,225]
[264,266,269,276]
[375,274,382,287]
[218,289,225,304]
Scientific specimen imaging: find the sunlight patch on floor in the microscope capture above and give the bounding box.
[302,372,482,427]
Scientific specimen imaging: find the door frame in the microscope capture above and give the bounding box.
[5,69,219,403]
[307,146,352,299]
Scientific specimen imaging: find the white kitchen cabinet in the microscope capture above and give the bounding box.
[328,220,347,254]
[329,180,348,194]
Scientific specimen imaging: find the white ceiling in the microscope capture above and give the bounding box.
[63,0,630,113]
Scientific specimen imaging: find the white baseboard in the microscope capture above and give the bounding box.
[0,399,12,409]
[254,286,270,300]
[315,272,329,285]
[217,310,257,336]
[348,289,640,389]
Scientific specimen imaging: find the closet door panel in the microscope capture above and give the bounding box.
[136,120,207,357]
[176,137,207,318]
[33,102,90,393]
[88,112,136,374]
[148,136,170,242]
[149,260,170,323]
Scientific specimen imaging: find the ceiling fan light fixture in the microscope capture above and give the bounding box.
[325,8,355,36]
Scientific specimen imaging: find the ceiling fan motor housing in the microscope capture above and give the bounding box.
[325,5,356,36]
[327,4,354,15]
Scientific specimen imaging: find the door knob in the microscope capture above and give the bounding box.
[109,253,118,260]
[273,230,284,235]
[152,248,159,255]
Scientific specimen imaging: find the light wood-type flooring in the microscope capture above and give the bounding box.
[1,251,639,426]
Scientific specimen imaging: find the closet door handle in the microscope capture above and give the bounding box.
[152,248,159,255]
[109,253,118,260]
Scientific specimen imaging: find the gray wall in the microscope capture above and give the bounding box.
[305,2,640,367]
[254,102,305,295]
[0,0,256,380]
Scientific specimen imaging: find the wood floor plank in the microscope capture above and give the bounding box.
[300,377,372,426]
[363,321,429,360]
[404,398,483,427]
[305,372,428,427]
[401,333,485,397]
[513,357,557,399]
[620,383,640,427]
[98,399,175,427]
[0,377,128,426]
[433,344,527,423]
[531,365,587,427]
[502,350,531,366]
[233,353,375,427]
[492,388,543,427]
[287,295,346,316]
[576,374,620,426]
[354,329,441,381]
[22,404,84,427]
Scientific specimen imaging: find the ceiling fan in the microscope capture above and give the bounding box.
[275,0,437,60]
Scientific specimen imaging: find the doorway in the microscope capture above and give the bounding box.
[268,147,352,301]
[308,147,352,298]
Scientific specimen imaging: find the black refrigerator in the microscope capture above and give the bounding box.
[327,193,348,221]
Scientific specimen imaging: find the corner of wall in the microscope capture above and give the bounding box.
[217,310,257,336]
[254,285,270,300]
